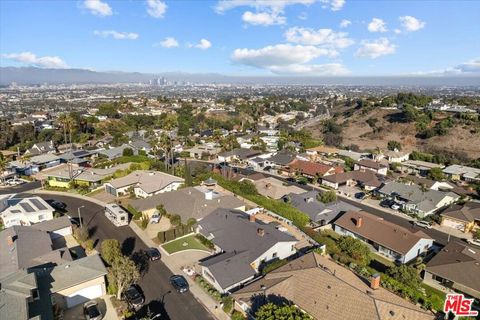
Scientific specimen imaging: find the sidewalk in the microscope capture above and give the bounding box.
[129,221,231,320]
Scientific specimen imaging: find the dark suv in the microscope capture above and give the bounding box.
[170,275,189,293]
[123,284,144,310]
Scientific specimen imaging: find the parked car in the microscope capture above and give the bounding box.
[83,300,103,320]
[413,220,432,229]
[263,166,272,172]
[380,199,394,208]
[467,238,480,247]
[355,192,366,200]
[46,199,67,211]
[390,203,401,210]
[123,285,144,310]
[170,275,189,293]
[146,247,161,261]
[150,212,161,224]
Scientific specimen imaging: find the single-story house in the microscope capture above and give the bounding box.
[9,154,61,176]
[282,159,344,179]
[443,164,480,183]
[58,150,93,166]
[197,208,298,293]
[129,185,245,222]
[186,144,222,159]
[354,159,388,176]
[0,197,55,228]
[399,160,444,177]
[282,190,361,225]
[25,141,56,156]
[263,150,296,168]
[104,170,184,198]
[377,181,459,217]
[97,144,139,160]
[424,241,480,300]
[321,170,384,191]
[440,202,480,233]
[380,150,410,163]
[253,177,305,199]
[233,252,434,320]
[334,211,433,264]
[217,148,262,163]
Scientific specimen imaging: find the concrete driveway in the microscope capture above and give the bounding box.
[63,296,117,320]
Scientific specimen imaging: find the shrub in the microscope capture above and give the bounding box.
[140,214,149,230]
[169,214,182,226]
[73,226,89,243]
[337,236,371,266]
[127,205,142,220]
[261,259,289,275]
[84,239,94,252]
[222,296,234,314]
[195,234,215,250]
[231,310,246,320]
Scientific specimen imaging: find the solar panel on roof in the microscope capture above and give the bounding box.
[20,202,35,212]
[30,198,48,210]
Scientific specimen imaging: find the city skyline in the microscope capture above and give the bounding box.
[0,0,479,78]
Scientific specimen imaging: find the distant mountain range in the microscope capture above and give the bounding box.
[1,67,479,86]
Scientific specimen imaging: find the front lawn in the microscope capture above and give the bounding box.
[421,283,446,312]
[162,234,210,254]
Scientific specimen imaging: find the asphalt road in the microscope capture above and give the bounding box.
[21,192,214,320]
[0,180,41,195]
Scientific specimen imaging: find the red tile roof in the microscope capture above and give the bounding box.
[288,159,344,177]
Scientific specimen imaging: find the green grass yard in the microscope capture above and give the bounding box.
[421,283,446,312]
[162,235,210,254]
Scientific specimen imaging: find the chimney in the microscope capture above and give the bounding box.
[356,217,363,228]
[205,190,213,200]
[370,273,380,290]
[265,183,272,189]
[249,214,256,223]
[7,236,14,246]
[257,228,265,237]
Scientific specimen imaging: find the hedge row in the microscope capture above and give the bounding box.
[157,225,193,243]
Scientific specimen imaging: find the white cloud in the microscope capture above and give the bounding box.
[231,43,343,75]
[284,27,354,49]
[189,39,212,50]
[146,0,167,18]
[411,58,480,76]
[455,58,480,73]
[367,18,387,32]
[94,30,139,40]
[320,0,345,11]
[158,37,179,48]
[355,38,396,58]
[242,11,286,25]
[83,0,112,16]
[394,29,402,34]
[399,16,425,32]
[339,19,351,28]
[2,52,68,68]
[215,0,317,14]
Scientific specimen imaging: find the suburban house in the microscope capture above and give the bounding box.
[217,148,262,163]
[129,185,245,222]
[186,144,222,159]
[282,159,344,179]
[9,154,61,176]
[263,150,296,169]
[398,160,444,177]
[443,164,480,183]
[334,211,433,264]
[379,150,410,163]
[440,202,480,233]
[197,208,298,293]
[0,254,107,320]
[58,150,93,166]
[321,170,384,191]
[104,170,184,198]
[377,181,459,217]
[424,241,480,300]
[233,252,434,320]
[253,177,305,199]
[45,163,131,189]
[354,159,388,176]
[97,144,139,160]
[0,197,55,228]
[25,141,56,156]
[282,191,361,226]
[0,223,73,277]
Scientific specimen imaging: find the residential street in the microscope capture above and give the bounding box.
[20,192,214,320]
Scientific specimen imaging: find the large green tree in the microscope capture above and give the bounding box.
[386,265,421,288]
[255,303,312,320]
[337,236,371,266]
[108,255,140,300]
[101,239,122,266]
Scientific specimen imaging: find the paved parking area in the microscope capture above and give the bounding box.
[145,216,171,240]
[63,296,118,320]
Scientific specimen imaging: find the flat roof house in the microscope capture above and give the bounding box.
[0,197,55,228]
[253,177,305,199]
[334,211,433,264]
[443,164,480,183]
[104,170,184,198]
[197,208,298,293]
[233,252,434,320]
[424,241,480,300]
[354,159,388,176]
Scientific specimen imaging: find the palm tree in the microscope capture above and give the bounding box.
[0,154,8,184]
[57,113,68,147]
[64,114,75,151]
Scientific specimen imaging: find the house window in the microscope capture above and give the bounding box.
[272,252,277,259]
[38,214,46,221]
[31,289,39,300]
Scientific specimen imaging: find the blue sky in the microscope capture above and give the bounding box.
[1,0,479,76]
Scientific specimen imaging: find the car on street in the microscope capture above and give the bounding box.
[355,192,367,200]
[123,284,145,310]
[263,166,272,172]
[46,199,67,211]
[7,178,24,186]
[380,199,394,208]
[413,220,432,229]
[390,203,401,210]
[170,275,189,293]
[146,247,161,261]
[467,238,480,247]
[83,300,103,320]
[150,212,161,224]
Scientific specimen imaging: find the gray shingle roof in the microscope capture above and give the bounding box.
[267,150,296,166]
[198,208,297,289]
[108,170,184,194]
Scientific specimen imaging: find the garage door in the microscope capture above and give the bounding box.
[50,227,72,239]
[443,219,464,231]
[65,284,103,308]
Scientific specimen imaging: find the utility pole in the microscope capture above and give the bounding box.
[78,205,85,228]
